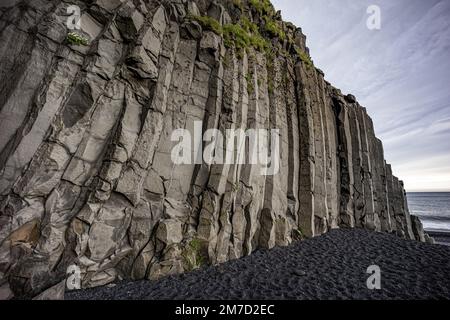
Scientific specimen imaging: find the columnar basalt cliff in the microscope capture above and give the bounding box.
[0,0,430,299]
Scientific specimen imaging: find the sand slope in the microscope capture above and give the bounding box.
[66,229,450,300]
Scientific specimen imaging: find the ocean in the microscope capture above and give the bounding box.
[407,192,450,233]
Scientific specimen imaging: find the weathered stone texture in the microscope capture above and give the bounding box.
[0,0,429,299]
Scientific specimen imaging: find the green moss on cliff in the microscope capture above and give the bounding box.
[67,32,89,46]
[223,23,249,49]
[245,72,254,94]
[264,17,286,40]
[241,16,258,34]
[182,238,206,271]
[233,0,244,11]
[249,0,275,16]
[189,14,269,53]
[296,48,314,69]
[189,14,223,35]
[189,5,300,64]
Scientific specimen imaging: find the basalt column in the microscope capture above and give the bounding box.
[0,0,430,299]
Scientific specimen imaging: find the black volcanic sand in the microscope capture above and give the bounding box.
[427,230,450,247]
[66,229,450,300]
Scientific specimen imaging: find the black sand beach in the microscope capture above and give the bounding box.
[66,229,450,300]
[427,230,450,247]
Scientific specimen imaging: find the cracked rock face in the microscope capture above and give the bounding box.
[0,0,429,298]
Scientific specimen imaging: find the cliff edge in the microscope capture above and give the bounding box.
[0,0,431,299]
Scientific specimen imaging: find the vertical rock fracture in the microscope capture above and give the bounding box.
[0,0,430,298]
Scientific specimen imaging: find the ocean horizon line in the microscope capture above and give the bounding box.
[407,191,450,193]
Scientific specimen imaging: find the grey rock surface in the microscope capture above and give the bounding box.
[0,0,431,299]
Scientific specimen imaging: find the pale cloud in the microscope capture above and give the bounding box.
[272,0,450,192]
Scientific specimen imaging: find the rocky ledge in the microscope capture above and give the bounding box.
[0,0,431,299]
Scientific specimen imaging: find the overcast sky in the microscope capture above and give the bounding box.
[271,0,450,192]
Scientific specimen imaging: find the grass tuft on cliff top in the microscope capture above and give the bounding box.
[249,0,275,16]
[189,3,310,68]
[188,14,269,52]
